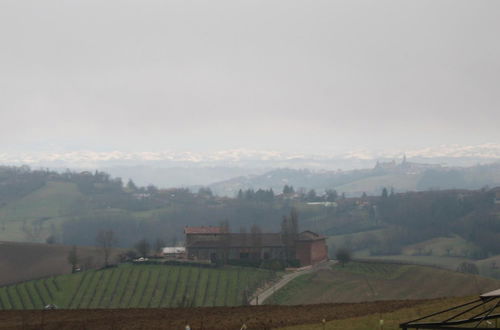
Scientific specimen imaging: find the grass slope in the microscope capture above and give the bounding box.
[328,231,485,273]
[334,173,421,195]
[0,181,82,241]
[0,264,276,310]
[265,262,500,305]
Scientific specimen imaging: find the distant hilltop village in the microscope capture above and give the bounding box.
[374,154,441,173]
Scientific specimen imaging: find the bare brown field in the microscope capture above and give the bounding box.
[0,299,433,330]
[0,241,123,286]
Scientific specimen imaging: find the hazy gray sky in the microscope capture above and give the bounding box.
[1,0,499,154]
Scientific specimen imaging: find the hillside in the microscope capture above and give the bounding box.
[0,241,123,286]
[0,165,498,278]
[0,264,276,310]
[209,162,500,197]
[0,181,82,242]
[265,262,500,305]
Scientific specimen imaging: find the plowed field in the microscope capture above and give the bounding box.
[0,299,431,330]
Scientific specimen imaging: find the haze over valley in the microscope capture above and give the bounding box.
[1,0,500,328]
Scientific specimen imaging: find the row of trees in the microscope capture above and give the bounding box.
[67,230,171,271]
[235,186,340,203]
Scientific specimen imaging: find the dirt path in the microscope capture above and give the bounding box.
[250,260,335,305]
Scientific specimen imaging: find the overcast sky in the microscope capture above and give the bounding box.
[1,0,499,154]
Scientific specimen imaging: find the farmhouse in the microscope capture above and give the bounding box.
[184,226,328,266]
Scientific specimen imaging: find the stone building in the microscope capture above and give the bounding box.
[184,226,328,266]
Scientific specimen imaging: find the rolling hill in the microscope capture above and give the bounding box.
[0,181,82,242]
[265,262,500,305]
[0,263,276,310]
[209,162,500,197]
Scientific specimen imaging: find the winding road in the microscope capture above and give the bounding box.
[250,260,335,305]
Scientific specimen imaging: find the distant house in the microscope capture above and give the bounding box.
[306,201,337,207]
[184,226,328,266]
[162,247,186,258]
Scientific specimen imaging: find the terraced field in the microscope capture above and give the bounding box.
[0,264,276,310]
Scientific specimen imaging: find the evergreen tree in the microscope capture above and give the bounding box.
[237,189,244,200]
[325,189,338,202]
[306,189,317,202]
[126,179,138,191]
[335,248,351,267]
[283,185,290,195]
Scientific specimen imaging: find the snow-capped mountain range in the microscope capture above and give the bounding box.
[1,144,499,191]
[1,143,499,169]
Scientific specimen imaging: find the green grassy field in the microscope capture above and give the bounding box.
[334,173,421,195]
[401,235,478,257]
[0,182,82,242]
[328,230,485,273]
[477,255,500,279]
[327,228,390,250]
[356,254,468,270]
[265,262,500,305]
[0,263,276,310]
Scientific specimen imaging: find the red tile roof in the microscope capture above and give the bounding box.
[184,226,224,234]
[297,230,327,241]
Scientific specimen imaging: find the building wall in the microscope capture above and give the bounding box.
[186,233,221,246]
[295,239,328,266]
[310,239,328,265]
[295,241,312,266]
[188,246,286,261]
[186,233,328,266]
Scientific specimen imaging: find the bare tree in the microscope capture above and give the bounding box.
[67,245,79,273]
[281,208,300,261]
[289,208,299,239]
[135,238,151,257]
[22,220,43,242]
[220,220,231,264]
[250,224,262,260]
[171,234,178,247]
[96,230,116,267]
[457,261,479,275]
[154,238,165,255]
